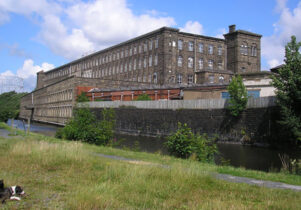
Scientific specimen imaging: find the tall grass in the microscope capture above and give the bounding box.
[0,135,300,209]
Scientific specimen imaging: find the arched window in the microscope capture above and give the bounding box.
[240,42,248,55]
[188,57,194,68]
[153,72,158,84]
[251,44,257,56]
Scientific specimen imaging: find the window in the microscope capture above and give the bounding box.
[120,64,123,73]
[134,46,137,54]
[129,47,132,56]
[121,50,124,58]
[149,40,153,50]
[178,40,183,50]
[133,59,137,70]
[155,37,159,48]
[154,54,158,66]
[208,45,213,54]
[139,45,142,53]
[172,41,176,47]
[251,45,257,56]
[125,49,128,57]
[148,75,152,83]
[188,57,194,68]
[116,65,119,74]
[248,90,260,98]
[144,57,147,68]
[188,41,194,51]
[178,56,183,67]
[188,75,193,84]
[116,52,119,60]
[218,61,223,70]
[144,42,147,52]
[208,60,213,69]
[153,72,158,83]
[241,67,246,72]
[124,62,127,72]
[240,42,248,55]
[177,74,182,84]
[209,75,214,83]
[198,58,203,70]
[198,43,203,53]
[218,46,222,55]
[149,55,152,67]
[219,75,224,83]
[129,61,132,71]
[138,58,142,69]
[221,92,230,99]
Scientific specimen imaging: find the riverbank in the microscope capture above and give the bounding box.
[0,123,300,209]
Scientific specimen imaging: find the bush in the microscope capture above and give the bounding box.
[57,107,115,146]
[165,123,217,162]
[76,92,90,103]
[135,93,151,101]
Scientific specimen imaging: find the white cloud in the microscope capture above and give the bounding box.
[1,59,55,92]
[180,21,203,34]
[262,1,301,69]
[215,28,227,39]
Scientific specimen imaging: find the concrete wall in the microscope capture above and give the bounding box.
[91,106,281,144]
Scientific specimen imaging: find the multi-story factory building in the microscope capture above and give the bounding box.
[20,24,264,125]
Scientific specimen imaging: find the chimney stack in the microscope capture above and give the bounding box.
[229,25,236,33]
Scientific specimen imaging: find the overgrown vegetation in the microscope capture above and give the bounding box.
[0,91,27,122]
[165,123,217,162]
[56,107,115,145]
[0,124,300,209]
[76,92,90,103]
[271,36,301,141]
[135,93,152,101]
[227,75,248,117]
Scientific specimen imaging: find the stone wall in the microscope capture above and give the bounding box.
[91,106,281,144]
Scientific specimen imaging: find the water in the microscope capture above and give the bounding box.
[7,120,300,172]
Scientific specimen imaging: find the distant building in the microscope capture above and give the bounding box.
[20,25,274,125]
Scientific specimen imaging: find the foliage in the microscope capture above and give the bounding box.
[165,122,217,162]
[0,91,27,122]
[56,107,115,145]
[271,36,301,141]
[135,93,152,101]
[227,75,248,117]
[76,92,90,103]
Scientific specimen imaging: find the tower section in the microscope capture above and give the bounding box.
[224,25,261,74]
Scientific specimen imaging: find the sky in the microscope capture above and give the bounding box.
[0,0,301,92]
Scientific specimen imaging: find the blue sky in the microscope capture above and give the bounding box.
[0,0,301,91]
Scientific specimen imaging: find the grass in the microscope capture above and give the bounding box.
[0,123,300,209]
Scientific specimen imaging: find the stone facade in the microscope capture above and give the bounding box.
[20,24,262,124]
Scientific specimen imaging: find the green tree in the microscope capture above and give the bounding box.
[135,93,152,101]
[227,75,248,117]
[76,92,90,103]
[271,36,301,141]
[165,123,217,162]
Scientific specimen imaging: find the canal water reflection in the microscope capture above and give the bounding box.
[7,120,300,172]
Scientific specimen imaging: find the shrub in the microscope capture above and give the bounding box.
[135,93,151,101]
[57,107,115,146]
[165,123,217,162]
[76,92,90,103]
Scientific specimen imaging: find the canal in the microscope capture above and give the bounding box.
[7,120,300,172]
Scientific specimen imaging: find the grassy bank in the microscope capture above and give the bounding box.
[0,124,300,209]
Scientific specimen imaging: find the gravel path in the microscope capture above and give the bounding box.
[95,153,301,192]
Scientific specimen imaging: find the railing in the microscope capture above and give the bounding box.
[79,96,276,110]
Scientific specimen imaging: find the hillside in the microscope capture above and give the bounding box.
[0,123,300,209]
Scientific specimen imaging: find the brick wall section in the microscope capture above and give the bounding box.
[91,106,281,144]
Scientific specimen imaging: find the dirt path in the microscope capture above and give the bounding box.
[94,153,301,192]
